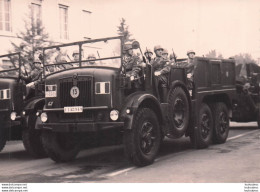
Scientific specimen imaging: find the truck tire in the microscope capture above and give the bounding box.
[190,103,213,149]
[123,108,161,166]
[212,102,230,144]
[257,110,260,129]
[22,115,46,158]
[168,87,190,138]
[0,128,6,152]
[41,131,81,163]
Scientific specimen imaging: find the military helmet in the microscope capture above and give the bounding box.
[88,54,96,59]
[123,44,133,51]
[72,50,79,56]
[154,45,164,52]
[187,50,195,56]
[162,49,168,55]
[144,49,153,55]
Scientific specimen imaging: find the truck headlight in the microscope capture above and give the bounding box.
[41,112,48,123]
[110,110,119,121]
[45,84,57,98]
[10,112,17,121]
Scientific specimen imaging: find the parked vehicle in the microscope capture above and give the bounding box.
[36,36,236,166]
[232,63,260,128]
[0,52,46,157]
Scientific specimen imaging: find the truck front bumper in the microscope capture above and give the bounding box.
[36,121,125,132]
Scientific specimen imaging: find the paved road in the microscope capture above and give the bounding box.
[0,122,259,183]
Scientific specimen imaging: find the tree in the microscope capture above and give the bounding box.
[231,53,256,65]
[9,6,53,72]
[117,18,135,44]
[205,50,223,59]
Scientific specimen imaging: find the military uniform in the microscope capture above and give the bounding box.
[123,54,142,77]
[151,56,171,87]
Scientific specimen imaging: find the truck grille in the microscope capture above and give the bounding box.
[59,77,92,108]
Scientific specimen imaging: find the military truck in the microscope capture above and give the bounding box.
[232,63,260,128]
[36,36,236,166]
[0,52,46,157]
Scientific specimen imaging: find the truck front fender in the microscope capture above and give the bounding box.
[22,97,45,129]
[120,92,163,130]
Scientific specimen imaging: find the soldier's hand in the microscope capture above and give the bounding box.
[154,71,161,76]
[130,75,135,81]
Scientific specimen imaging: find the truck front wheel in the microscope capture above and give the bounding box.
[0,128,6,152]
[257,110,260,129]
[190,103,213,148]
[123,108,161,166]
[22,116,46,158]
[212,102,230,144]
[41,131,81,163]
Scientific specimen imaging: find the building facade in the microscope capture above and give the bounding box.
[0,0,92,54]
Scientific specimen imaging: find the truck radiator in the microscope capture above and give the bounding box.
[59,78,92,107]
[59,77,93,122]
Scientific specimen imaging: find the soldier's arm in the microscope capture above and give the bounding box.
[159,60,171,75]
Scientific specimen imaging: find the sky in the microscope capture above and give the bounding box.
[86,0,260,60]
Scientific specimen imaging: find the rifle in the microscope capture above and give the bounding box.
[146,47,152,63]
[172,48,177,63]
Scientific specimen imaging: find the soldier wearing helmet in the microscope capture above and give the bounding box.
[162,49,169,60]
[150,45,171,102]
[20,53,43,99]
[123,43,142,77]
[144,48,153,63]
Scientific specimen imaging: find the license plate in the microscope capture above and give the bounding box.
[64,106,83,113]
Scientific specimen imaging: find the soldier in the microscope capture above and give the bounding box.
[20,57,43,99]
[151,45,171,102]
[162,49,169,60]
[180,50,196,90]
[184,50,196,78]
[72,50,80,67]
[123,43,142,78]
[144,48,153,63]
[87,54,96,65]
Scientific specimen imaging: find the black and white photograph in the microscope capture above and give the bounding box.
[0,0,259,191]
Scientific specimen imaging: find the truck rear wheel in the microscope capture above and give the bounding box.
[190,103,213,149]
[123,108,161,166]
[22,116,46,158]
[41,131,81,163]
[168,87,190,138]
[212,102,230,144]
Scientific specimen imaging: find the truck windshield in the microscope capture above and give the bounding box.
[0,53,20,78]
[43,37,122,75]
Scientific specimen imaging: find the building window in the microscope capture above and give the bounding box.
[31,3,41,35]
[0,0,11,32]
[59,5,68,40]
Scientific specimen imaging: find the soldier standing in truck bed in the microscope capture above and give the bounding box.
[20,58,43,99]
[151,45,171,102]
